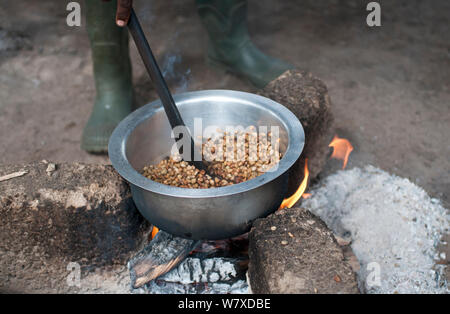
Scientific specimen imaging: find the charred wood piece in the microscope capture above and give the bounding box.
[128,230,200,288]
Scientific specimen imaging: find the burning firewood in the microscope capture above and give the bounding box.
[148,257,249,294]
[128,230,200,288]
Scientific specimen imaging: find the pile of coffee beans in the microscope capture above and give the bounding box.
[142,130,281,188]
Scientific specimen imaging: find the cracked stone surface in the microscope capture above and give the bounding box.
[248,206,359,294]
[0,161,150,293]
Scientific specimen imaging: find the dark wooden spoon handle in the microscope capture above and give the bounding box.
[127,8,205,170]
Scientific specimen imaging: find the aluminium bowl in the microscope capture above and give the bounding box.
[108,90,304,240]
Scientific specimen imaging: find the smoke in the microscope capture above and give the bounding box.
[160,30,192,94]
[161,53,191,94]
[136,1,192,94]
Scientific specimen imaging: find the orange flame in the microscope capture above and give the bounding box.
[302,193,312,199]
[279,159,309,210]
[151,226,159,239]
[329,135,353,169]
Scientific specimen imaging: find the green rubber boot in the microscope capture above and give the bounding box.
[196,0,293,88]
[82,0,133,153]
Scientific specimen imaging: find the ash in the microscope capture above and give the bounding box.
[133,238,250,294]
[78,256,249,294]
[140,257,248,294]
[303,165,449,294]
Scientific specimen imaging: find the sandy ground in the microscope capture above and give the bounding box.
[0,0,449,274]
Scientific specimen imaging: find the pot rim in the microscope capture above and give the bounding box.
[108,89,304,198]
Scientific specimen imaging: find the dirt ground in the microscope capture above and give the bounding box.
[0,0,449,288]
[0,2,448,216]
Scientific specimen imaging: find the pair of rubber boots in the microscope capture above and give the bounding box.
[82,0,292,153]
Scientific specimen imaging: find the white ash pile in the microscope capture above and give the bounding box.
[143,257,248,294]
[303,165,449,294]
[131,238,250,294]
[80,242,249,294]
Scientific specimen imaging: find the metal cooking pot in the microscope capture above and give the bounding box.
[108,90,304,240]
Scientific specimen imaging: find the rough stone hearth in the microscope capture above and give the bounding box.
[0,162,356,294]
[0,161,150,293]
[261,70,335,196]
[248,206,359,294]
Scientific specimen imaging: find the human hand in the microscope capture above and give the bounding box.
[104,0,133,27]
